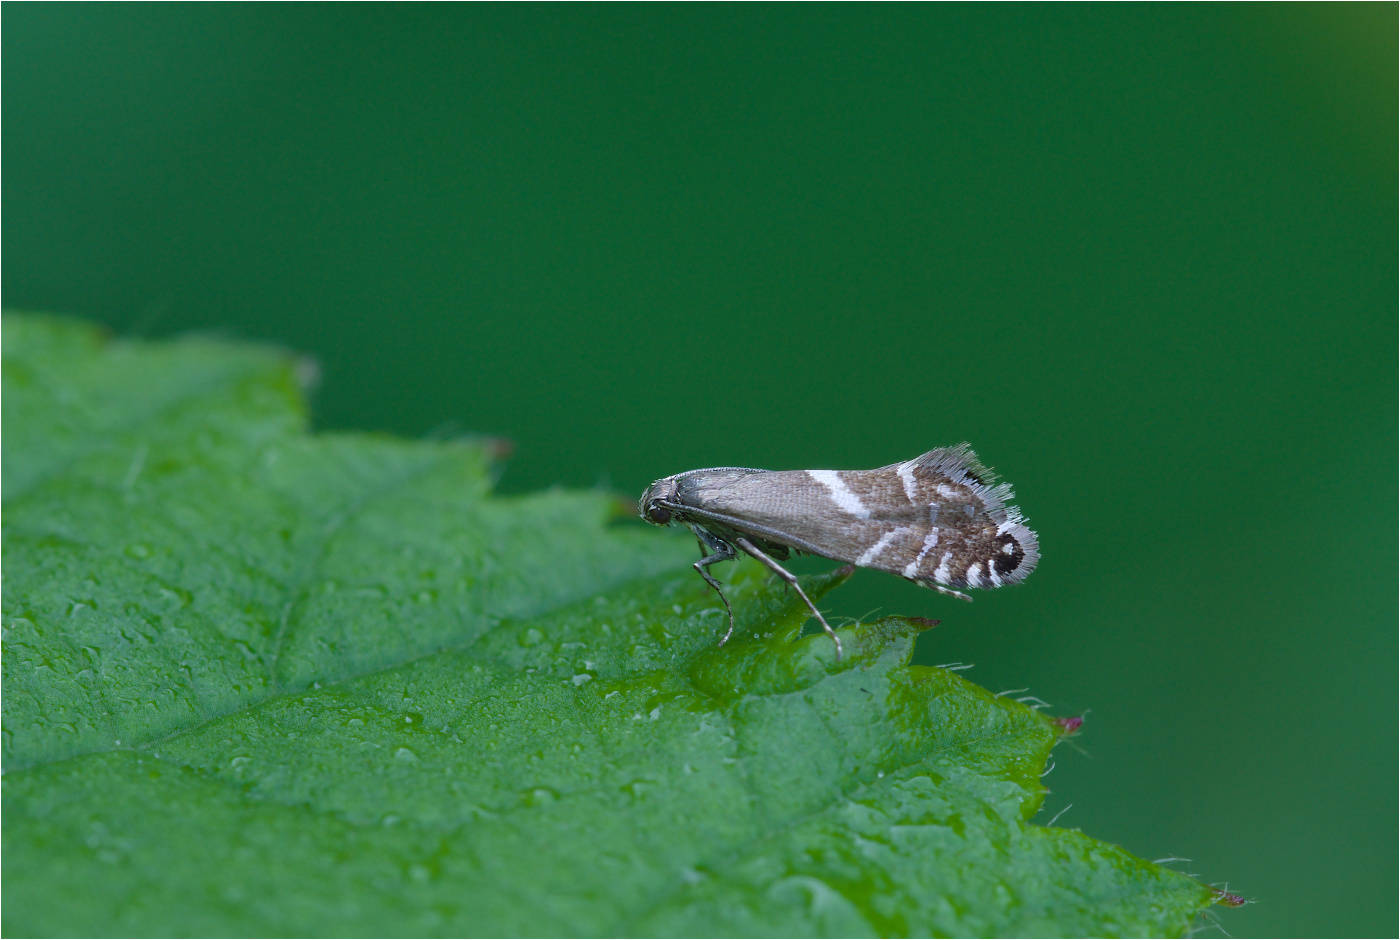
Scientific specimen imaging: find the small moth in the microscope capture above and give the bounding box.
[639,444,1039,659]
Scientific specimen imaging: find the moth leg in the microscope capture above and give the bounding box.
[906,577,974,603]
[689,525,738,645]
[733,536,843,661]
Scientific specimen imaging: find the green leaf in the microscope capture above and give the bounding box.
[3,314,1225,936]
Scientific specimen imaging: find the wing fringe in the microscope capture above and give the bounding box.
[909,443,1039,583]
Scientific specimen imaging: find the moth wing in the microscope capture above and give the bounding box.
[674,468,884,561]
[673,449,1039,589]
[875,445,1039,587]
[827,447,1038,588]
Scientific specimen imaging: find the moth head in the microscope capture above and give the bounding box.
[638,478,680,526]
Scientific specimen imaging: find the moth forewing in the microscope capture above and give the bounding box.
[638,444,1039,660]
[672,469,852,556]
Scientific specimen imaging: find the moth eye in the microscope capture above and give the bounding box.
[645,502,672,525]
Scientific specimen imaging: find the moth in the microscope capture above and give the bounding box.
[638,444,1039,659]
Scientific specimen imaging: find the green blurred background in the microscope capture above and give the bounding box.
[4,4,1394,936]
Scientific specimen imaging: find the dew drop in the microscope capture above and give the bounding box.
[520,786,558,807]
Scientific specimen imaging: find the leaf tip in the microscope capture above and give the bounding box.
[1211,888,1249,908]
[293,355,322,392]
[484,436,515,461]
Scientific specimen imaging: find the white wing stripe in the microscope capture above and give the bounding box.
[932,551,953,585]
[897,461,919,502]
[856,528,900,566]
[902,527,941,578]
[807,469,871,519]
